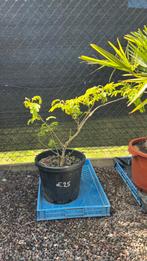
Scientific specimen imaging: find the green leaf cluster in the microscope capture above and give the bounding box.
[24,96,42,124]
[80,40,134,72]
[49,83,121,120]
[80,26,147,112]
[125,26,147,70]
[24,81,124,154]
[24,96,60,150]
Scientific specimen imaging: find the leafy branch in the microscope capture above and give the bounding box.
[24,83,133,166]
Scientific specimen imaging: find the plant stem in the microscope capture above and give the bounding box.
[38,116,65,161]
[59,96,125,166]
[39,97,125,167]
[83,97,125,123]
[40,117,64,149]
[59,147,67,166]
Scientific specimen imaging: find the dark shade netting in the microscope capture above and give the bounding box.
[0,0,147,155]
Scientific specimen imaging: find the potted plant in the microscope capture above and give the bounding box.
[24,83,128,204]
[80,26,147,192]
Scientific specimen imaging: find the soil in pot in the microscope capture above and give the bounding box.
[35,149,86,204]
[39,153,81,167]
[134,140,147,154]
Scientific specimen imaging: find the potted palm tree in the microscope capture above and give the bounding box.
[24,83,131,204]
[80,26,147,192]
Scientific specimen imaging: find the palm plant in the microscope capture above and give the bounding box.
[80,26,147,112]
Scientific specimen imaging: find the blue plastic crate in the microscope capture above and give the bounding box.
[115,157,147,213]
[114,157,141,205]
[37,159,110,221]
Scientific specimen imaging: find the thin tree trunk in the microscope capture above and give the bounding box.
[59,97,125,166]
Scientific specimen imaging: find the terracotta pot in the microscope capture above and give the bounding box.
[128,137,147,192]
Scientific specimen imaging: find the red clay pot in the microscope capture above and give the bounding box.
[128,137,147,192]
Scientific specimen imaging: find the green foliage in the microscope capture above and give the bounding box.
[80,26,147,112]
[24,97,42,124]
[48,138,58,149]
[24,82,125,159]
[125,26,147,70]
[49,83,122,120]
[80,41,134,72]
[24,97,59,151]
[24,27,147,164]
[25,84,118,124]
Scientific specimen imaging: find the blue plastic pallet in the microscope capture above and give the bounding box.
[37,159,110,221]
[114,157,147,212]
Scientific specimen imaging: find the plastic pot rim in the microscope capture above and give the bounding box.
[35,149,86,173]
[128,136,147,158]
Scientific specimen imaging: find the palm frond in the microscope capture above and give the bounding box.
[80,26,147,109]
[131,98,147,113]
[80,42,133,72]
[125,26,147,70]
[128,83,147,106]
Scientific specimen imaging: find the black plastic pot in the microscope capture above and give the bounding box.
[35,149,86,204]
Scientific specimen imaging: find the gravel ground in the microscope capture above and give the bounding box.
[0,165,147,261]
